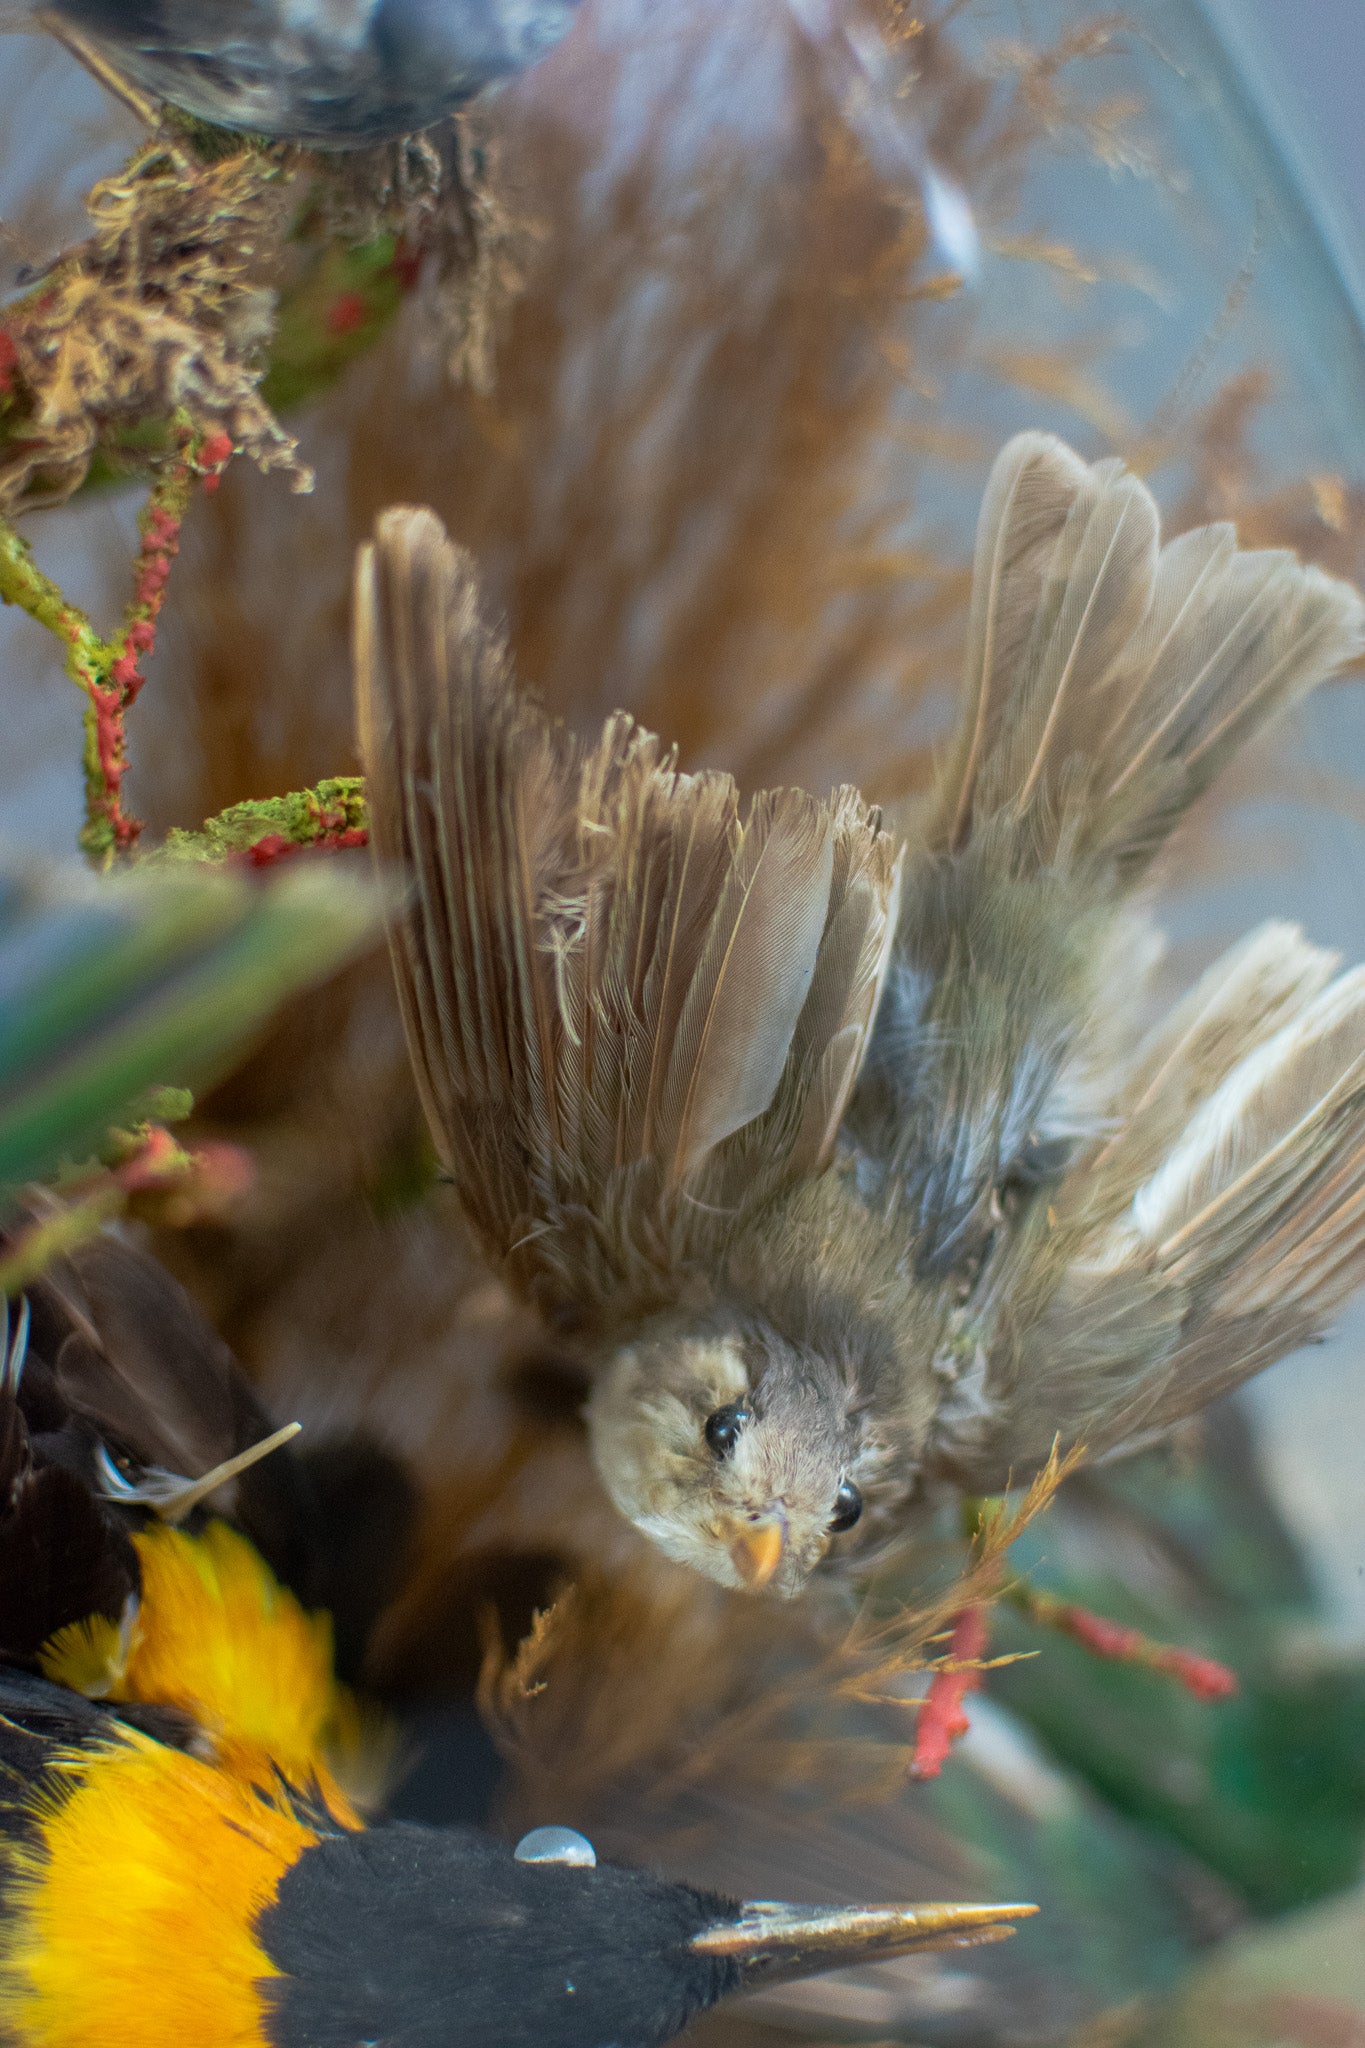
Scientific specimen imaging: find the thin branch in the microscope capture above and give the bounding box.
[0,427,216,865]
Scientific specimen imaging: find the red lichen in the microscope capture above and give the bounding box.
[389,237,423,293]
[245,833,295,867]
[196,429,234,493]
[67,459,194,853]
[326,291,368,337]
[111,1123,182,1192]
[910,1605,990,1779]
[1,395,282,863]
[87,678,138,851]
[1013,1587,1239,1702]
[91,1125,256,1228]
[240,824,369,867]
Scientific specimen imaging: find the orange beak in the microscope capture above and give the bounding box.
[728,1519,785,1590]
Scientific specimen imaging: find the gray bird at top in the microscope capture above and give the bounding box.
[33,0,581,145]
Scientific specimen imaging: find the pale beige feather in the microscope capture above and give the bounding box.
[934,432,1092,850]
[982,460,1157,824]
[1125,967,1365,1277]
[934,962,1365,1486]
[1082,921,1340,1209]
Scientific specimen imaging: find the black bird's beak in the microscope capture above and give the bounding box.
[690,1897,1037,1987]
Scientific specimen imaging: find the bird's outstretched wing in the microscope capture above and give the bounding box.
[354,506,901,1327]
[929,924,1365,1488]
[852,432,1365,1276]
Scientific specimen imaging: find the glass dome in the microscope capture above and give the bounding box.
[1,5,1364,2045]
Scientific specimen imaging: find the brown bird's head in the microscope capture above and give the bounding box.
[587,1309,882,1598]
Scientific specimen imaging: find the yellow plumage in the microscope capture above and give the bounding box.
[0,1735,320,2048]
[42,1522,359,1805]
[37,1613,131,1701]
[0,1523,374,2047]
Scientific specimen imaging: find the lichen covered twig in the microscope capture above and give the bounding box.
[1005,1584,1238,1703]
[154,777,369,866]
[0,432,222,863]
[0,1119,252,1295]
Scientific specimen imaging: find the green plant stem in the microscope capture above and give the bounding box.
[0,432,208,867]
[0,1188,123,1294]
[153,778,370,865]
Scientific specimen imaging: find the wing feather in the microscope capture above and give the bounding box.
[938,432,1092,848]
[660,790,835,1185]
[928,432,1364,870]
[356,507,900,1321]
[788,791,904,1175]
[930,960,1365,1487]
[859,433,1363,1277]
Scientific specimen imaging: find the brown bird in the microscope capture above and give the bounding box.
[354,431,1365,1598]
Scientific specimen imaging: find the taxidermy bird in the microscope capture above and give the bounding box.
[354,431,1365,1599]
[0,1289,1029,2048]
[0,1662,1027,2048]
[32,0,581,144]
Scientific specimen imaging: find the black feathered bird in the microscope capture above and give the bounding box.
[0,1243,1030,2048]
[0,1657,1029,2048]
[0,1218,418,1679]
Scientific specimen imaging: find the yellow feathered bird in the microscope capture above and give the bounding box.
[0,1249,1031,2048]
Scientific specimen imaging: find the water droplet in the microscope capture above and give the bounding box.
[514,1825,597,1867]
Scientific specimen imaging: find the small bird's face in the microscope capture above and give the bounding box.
[587,1316,868,1597]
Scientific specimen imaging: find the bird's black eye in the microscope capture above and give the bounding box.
[704,1402,750,1460]
[829,1481,862,1533]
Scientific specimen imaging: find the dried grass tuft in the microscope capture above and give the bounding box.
[0,139,307,508]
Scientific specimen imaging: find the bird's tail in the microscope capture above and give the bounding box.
[928,431,1365,877]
